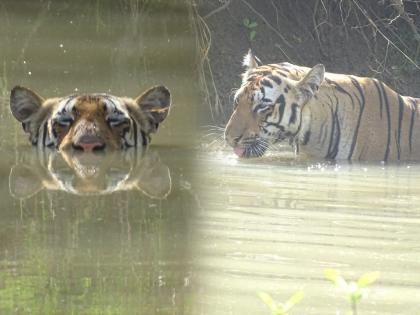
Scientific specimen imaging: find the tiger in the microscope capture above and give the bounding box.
[224,50,420,161]
[10,85,171,152]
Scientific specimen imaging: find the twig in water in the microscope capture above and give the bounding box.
[203,0,232,20]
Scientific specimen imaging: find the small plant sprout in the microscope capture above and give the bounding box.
[258,289,304,315]
[324,269,380,315]
[243,17,258,41]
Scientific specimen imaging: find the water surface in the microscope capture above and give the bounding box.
[1,1,420,315]
[0,1,198,314]
[191,150,420,315]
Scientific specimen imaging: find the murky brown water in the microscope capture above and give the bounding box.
[1,1,420,315]
[0,1,197,314]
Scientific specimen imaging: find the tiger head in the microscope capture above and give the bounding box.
[10,85,171,151]
[224,50,325,157]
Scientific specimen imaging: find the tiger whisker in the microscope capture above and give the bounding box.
[229,88,238,98]
[202,128,225,133]
[206,139,222,147]
[240,137,269,158]
[202,132,224,139]
[205,137,227,150]
[201,125,225,131]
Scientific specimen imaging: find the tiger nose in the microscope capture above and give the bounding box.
[72,135,106,152]
[224,133,242,147]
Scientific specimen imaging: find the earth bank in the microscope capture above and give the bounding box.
[195,0,420,123]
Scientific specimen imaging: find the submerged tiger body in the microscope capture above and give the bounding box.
[224,51,420,161]
[10,85,171,151]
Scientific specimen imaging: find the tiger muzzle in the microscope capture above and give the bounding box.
[72,121,106,152]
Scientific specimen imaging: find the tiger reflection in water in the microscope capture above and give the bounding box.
[9,148,171,199]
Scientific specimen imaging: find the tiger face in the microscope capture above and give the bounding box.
[224,50,324,158]
[10,85,171,151]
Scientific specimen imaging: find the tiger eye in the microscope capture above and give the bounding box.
[72,107,80,116]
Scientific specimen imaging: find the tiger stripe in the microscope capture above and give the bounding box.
[10,85,171,151]
[347,77,365,159]
[324,78,355,110]
[325,95,340,159]
[379,82,391,161]
[42,122,48,147]
[225,50,420,161]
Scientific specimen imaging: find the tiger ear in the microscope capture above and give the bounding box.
[295,64,325,103]
[243,49,262,70]
[10,86,44,133]
[135,86,171,131]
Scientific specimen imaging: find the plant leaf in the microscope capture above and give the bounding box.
[357,272,380,288]
[324,269,339,282]
[324,269,347,289]
[243,18,250,26]
[258,292,278,312]
[351,289,363,303]
[283,290,304,312]
[248,21,258,28]
[250,30,256,41]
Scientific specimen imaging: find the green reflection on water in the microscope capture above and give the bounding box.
[0,203,191,314]
[0,0,197,314]
[0,148,195,315]
[0,0,198,146]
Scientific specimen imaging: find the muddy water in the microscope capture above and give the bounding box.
[1,1,420,315]
[0,0,198,146]
[191,150,420,315]
[0,1,197,314]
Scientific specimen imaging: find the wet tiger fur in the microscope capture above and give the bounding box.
[10,85,171,152]
[224,50,420,161]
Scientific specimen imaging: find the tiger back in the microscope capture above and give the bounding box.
[224,50,420,161]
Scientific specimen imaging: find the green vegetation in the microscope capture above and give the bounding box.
[243,17,258,42]
[196,1,420,122]
[259,270,380,315]
[325,269,380,315]
[259,290,304,315]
